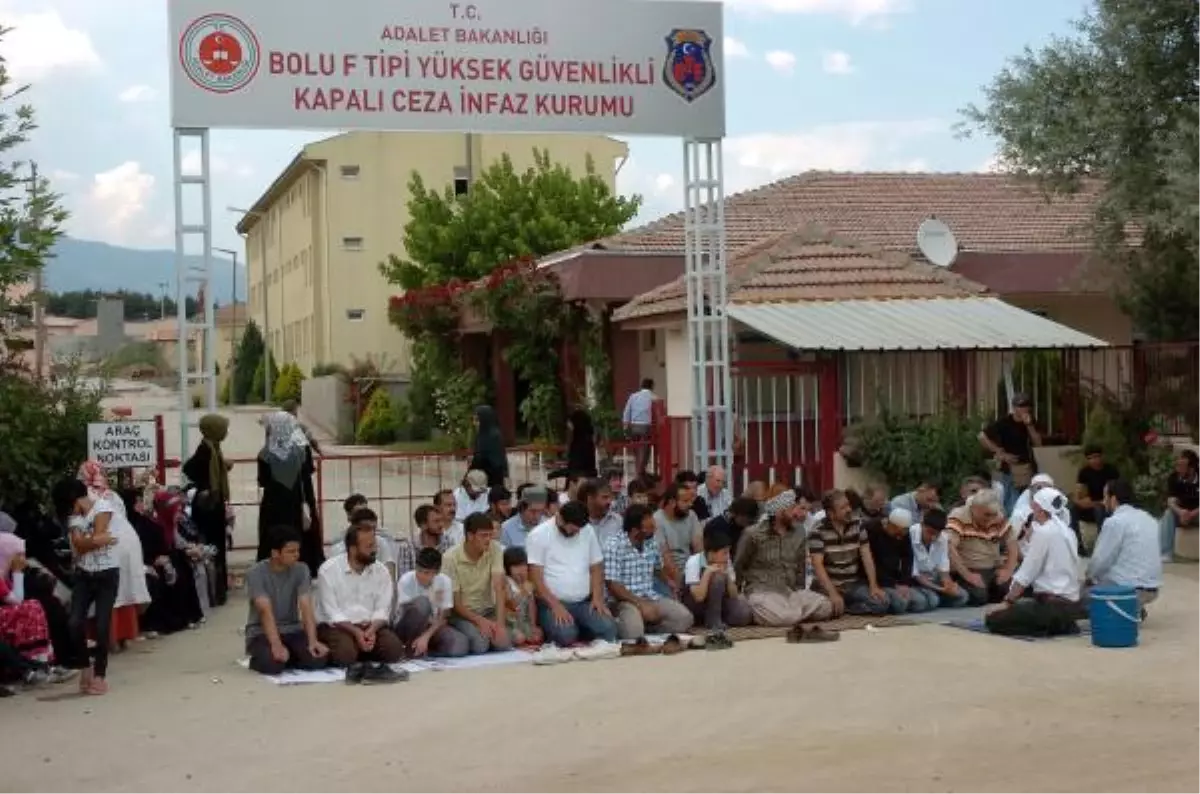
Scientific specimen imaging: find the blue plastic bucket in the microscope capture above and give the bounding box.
[1089,585,1140,648]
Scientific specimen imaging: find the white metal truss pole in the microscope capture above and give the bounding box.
[682,138,732,475]
[173,127,217,459]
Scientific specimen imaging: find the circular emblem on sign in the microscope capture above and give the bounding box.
[178,13,260,94]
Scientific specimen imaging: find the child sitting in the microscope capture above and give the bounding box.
[503,547,541,647]
[392,548,468,658]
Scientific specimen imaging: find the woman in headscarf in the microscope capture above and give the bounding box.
[3,505,80,670]
[182,414,232,605]
[468,405,508,487]
[565,407,598,479]
[77,460,151,646]
[119,487,202,635]
[257,410,325,577]
[0,533,55,664]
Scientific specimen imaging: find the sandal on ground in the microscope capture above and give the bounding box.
[86,678,108,696]
[620,637,660,657]
[705,630,734,650]
[660,634,686,655]
[78,668,94,693]
[788,625,840,643]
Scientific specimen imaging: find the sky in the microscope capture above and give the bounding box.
[1,0,1091,257]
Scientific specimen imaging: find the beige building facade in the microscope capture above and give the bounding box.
[236,131,628,375]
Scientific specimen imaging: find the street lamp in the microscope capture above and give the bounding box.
[227,206,271,403]
[213,246,240,369]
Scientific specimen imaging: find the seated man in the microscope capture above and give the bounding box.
[889,481,939,526]
[245,526,329,675]
[734,489,832,626]
[946,488,1019,605]
[1086,479,1162,611]
[527,500,617,646]
[441,512,511,654]
[395,504,455,577]
[809,490,890,616]
[985,487,1082,637]
[865,507,924,613]
[578,478,623,543]
[654,483,701,587]
[315,524,405,681]
[909,508,970,610]
[700,496,761,564]
[434,489,464,545]
[347,506,396,589]
[393,547,470,658]
[683,527,752,633]
[603,504,693,640]
[1072,445,1118,535]
[499,487,548,549]
[487,486,513,524]
[1160,450,1199,560]
[453,470,491,523]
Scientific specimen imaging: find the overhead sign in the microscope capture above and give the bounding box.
[167,0,725,138]
[87,421,159,469]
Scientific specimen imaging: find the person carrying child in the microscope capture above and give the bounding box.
[393,548,470,658]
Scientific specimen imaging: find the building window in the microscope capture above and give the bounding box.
[346,309,365,321]
[340,164,360,179]
[642,330,657,351]
[342,236,364,251]
[453,166,469,196]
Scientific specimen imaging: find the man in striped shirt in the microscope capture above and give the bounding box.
[809,490,889,617]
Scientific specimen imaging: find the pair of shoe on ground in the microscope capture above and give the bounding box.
[345,661,408,685]
[786,624,840,643]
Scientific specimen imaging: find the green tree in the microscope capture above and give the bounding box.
[232,320,265,404]
[355,387,401,445]
[0,30,68,320]
[250,350,279,405]
[273,362,305,405]
[960,0,1199,340]
[381,149,641,289]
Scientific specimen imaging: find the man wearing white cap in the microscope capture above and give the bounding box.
[453,470,491,523]
[985,487,1083,637]
[865,507,926,613]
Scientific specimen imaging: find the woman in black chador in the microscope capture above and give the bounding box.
[256,411,325,577]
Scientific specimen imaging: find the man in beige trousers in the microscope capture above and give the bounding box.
[735,489,832,626]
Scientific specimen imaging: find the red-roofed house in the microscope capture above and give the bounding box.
[487,171,1189,490]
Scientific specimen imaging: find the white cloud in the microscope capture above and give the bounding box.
[724,36,750,59]
[0,9,101,82]
[978,154,1004,173]
[80,161,156,244]
[724,0,907,24]
[821,50,854,75]
[118,84,156,103]
[653,173,675,194]
[764,50,797,75]
[721,119,942,191]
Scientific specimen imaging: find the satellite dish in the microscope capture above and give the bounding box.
[917,217,959,268]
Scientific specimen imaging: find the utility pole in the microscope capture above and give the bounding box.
[213,247,240,367]
[28,162,46,382]
[157,281,169,319]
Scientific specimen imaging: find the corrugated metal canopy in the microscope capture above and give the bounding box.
[727,297,1108,351]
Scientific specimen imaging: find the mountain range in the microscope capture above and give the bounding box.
[43,237,246,305]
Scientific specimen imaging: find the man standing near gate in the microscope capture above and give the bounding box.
[622,378,657,476]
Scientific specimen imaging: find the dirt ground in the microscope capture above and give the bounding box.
[4,565,1196,792]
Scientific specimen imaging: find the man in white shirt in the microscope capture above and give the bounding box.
[526,501,617,646]
[908,508,969,610]
[985,488,1082,637]
[700,466,732,518]
[1086,479,1163,610]
[316,524,406,678]
[393,547,470,658]
[453,470,491,522]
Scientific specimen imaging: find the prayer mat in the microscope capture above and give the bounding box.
[942,618,1091,642]
[723,613,913,643]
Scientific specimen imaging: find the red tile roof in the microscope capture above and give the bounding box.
[614,229,987,320]
[607,171,1114,320]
